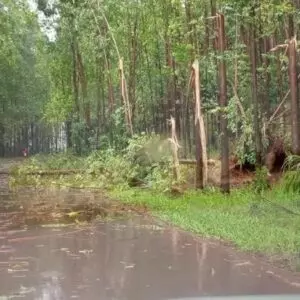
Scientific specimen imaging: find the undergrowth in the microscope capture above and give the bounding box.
[11,134,175,191]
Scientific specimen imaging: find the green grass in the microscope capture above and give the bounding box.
[111,187,300,269]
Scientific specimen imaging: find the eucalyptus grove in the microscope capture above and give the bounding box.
[1,0,300,191]
[0,0,51,156]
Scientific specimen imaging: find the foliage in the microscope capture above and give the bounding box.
[2,0,300,195]
[28,0,297,161]
[43,92,73,124]
[0,0,50,154]
[227,98,256,165]
[16,152,84,172]
[124,133,172,179]
[282,155,300,193]
[14,133,174,191]
[84,148,135,187]
[71,121,91,155]
[252,166,270,194]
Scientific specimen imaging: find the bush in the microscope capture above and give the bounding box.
[252,167,269,194]
[84,133,174,190]
[14,134,178,191]
[84,149,136,187]
[16,152,84,172]
[123,133,172,182]
[282,155,300,193]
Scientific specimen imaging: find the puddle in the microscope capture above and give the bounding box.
[0,188,133,229]
[0,183,299,298]
[0,214,299,300]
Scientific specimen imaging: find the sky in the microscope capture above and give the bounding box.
[27,0,57,41]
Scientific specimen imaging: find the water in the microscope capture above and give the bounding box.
[0,196,299,299]
[0,162,300,299]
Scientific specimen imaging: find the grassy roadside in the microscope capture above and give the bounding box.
[111,187,300,270]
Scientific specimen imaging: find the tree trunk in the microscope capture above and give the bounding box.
[105,53,115,113]
[128,17,138,122]
[76,50,90,129]
[249,19,262,166]
[0,122,4,157]
[217,13,230,193]
[193,60,208,189]
[288,38,300,155]
[71,40,80,117]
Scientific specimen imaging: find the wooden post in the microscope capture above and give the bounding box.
[192,60,208,189]
[217,13,230,193]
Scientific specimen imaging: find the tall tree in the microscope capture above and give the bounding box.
[288,37,300,155]
[217,13,230,193]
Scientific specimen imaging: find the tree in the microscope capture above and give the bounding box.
[217,13,230,193]
[288,37,300,155]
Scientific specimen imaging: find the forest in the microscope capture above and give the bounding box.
[1,0,300,192]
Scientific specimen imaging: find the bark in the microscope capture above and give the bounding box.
[249,18,262,166]
[169,117,180,181]
[165,38,174,120]
[128,17,138,121]
[71,40,80,117]
[184,0,195,59]
[192,60,208,189]
[76,50,91,129]
[262,37,271,144]
[105,53,115,113]
[217,13,230,193]
[0,122,4,157]
[119,58,133,136]
[96,59,103,147]
[288,38,300,155]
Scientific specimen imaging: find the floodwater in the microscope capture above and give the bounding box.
[0,161,300,299]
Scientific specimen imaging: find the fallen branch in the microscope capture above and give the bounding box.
[179,159,216,166]
[270,43,288,52]
[11,170,85,176]
[267,73,300,127]
[229,81,246,118]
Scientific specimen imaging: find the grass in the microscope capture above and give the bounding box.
[111,187,300,269]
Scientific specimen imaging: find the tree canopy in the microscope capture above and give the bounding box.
[1,0,300,172]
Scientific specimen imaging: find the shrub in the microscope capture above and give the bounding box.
[282,155,300,193]
[252,166,269,194]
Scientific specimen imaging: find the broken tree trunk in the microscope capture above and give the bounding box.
[169,117,180,182]
[217,13,230,193]
[192,59,208,189]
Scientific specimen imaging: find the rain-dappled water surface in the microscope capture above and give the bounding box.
[0,186,300,299]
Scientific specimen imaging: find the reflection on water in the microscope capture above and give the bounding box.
[0,190,299,299]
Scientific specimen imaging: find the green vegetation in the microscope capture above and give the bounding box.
[11,134,174,190]
[112,188,300,266]
[283,155,300,193]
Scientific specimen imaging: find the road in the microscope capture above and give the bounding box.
[0,160,300,299]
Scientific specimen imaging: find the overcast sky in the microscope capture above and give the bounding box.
[27,0,57,41]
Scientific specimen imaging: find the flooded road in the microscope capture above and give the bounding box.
[0,213,300,300]
[0,160,300,299]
